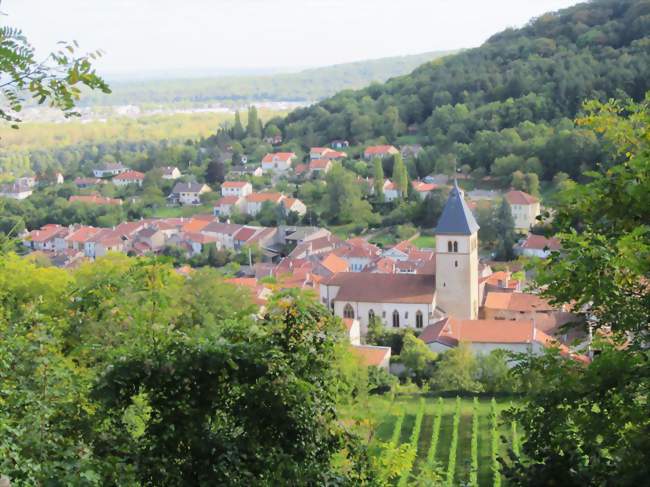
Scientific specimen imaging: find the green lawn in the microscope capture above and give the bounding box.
[341,394,518,485]
[412,235,436,249]
[150,204,213,218]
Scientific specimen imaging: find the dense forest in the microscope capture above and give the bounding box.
[78,50,457,106]
[277,0,650,180]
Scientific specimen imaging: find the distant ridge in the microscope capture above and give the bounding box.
[79,50,459,106]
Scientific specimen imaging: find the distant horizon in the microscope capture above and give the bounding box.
[4,0,582,78]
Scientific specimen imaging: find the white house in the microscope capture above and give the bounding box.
[170,182,212,206]
[113,170,145,187]
[213,195,245,217]
[411,180,438,200]
[419,316,586,363]
[161,166,182,180]
[505,190,541,231]
[221,181,253,198]
[0,183,33,200]
[515,233,561,258]
[261,152,296,173]
[93,163,128,178]
[281,197,307,216]
[363,145,399,160]
[382,180,400,202]
[245,192,285,216]
[320,273,436,335]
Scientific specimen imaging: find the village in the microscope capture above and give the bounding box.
[18,145,580,371]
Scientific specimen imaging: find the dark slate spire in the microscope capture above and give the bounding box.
[435,180,480,235]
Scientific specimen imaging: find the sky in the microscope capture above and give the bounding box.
[3,0,582,78]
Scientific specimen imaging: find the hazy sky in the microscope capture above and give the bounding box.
[3,0,582,76]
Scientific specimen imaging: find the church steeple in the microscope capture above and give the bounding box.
[435,179,479,236]
[434,179,480,319]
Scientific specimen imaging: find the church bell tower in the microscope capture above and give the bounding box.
[434,180,480,319]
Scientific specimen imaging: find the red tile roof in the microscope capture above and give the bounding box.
[505,190,539,205]
[321,253,349,274]
[324,272,435,304]
[519,234,561,251]
[66,226,100,243]
[113,170,145,181]
[294,163,308,175]
[234,226,258,242]
[309,159,331,170]
[181,219,211,233]
[483,292,554,312]
[215,195,242,206]
[351,345,391,367]
[412,181,437,192]
[185,232,218,244]
[28,224,66,242]
[69,195,122,206]
[364,145,398,155]
[262,152,295,163]
[222,181,249,188]
[246,192,283,203]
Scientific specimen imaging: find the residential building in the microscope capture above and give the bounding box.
[228,165,263,178]
[113,170,145,187]
[74,177,103,188]
[482,292,559,322]
[515,233,561,258]
[221,181,253,198]
[23,224,67,251]
[169,182,212,205]
[330,139,349,149]
[309,147,346,161]
[363,145,399,160]
[92,163,128,178]
[505,190,541,231]
[69,195,123,206]
[350,345,391,370]
[261,152,296,173]
[411,180,438,200]
[382,180,400,202]
[0,183,33,200]
[308,158,333,175]
[213,195,245,217]
[160,166,182,180]
[281,197,307,216]
[435,180,480,320]
[245,192,284,216]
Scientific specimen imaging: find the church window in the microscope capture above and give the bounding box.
[382,311,386,318]
[392,310,400,328]
[454,260,458,268]
[343,303,354,319]
[447,241,453,252]
[416,311,424,329]
[368,309,375,323]
[453,241,458,252]
[405,311,409,319]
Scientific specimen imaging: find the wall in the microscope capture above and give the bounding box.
[435,233,479,319]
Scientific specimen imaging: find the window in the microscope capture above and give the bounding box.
[416,311,424,329]
[343,303,355,319]
[405,312,409,319]
[368,309,375,323]
[392,310,400,328]
[454,260,458,268]
[453,241,458,252]
[382,311,386,318]
[447,241,453,252]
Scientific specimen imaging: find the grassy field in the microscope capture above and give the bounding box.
[412,235,436,249]
[342,394,518,485]
[150,204,214,218]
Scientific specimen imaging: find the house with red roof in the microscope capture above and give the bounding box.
[221,181,252,198]
[411,180,438,200]
[281,197,307,216]
[56,225,100,251]
[245,192,285,216]
[308,158,333,175]
[84,228,124,258]
[69,194,123,206]
[74,177,104,189]
[309,147,347,162]
[363,145,399,160]
[419,317,587,363]
[160,166,181,180]
[382,179,400,202]
[261,152,296,173]
[504,190,541,231]
[113,170,145,187]
[350,345,391,370]
[213,195,245,217]
[515,233,561,258]
[23,224,68,251]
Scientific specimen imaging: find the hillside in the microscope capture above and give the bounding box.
[79,50,458,106]
[277,0,650,180]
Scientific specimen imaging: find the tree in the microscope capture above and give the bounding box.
[232,111,245,140]
[511,170,526,190]
[430,342,482,393]
[324,164,377,227]
[205,158,225,185]
[372,158,385,202]
[246,105,262,139]
[398,332,437,386]
[476,349,515,393]
[525,172,540,196]
[392,154,408,199]
[0,24,109,127]
[494,199,517,260]
[504,96,650,485]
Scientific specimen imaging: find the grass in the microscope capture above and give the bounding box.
[412,235,436,249]
[341,393,518,485]
[150,204,213,218]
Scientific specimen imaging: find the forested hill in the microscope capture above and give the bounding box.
[78,50,457,106]
[277,0,650,180]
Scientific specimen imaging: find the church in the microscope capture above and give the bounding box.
[320,181,481,335]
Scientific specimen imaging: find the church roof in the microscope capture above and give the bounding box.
[324,272,435,304]
[435,180,479,236]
